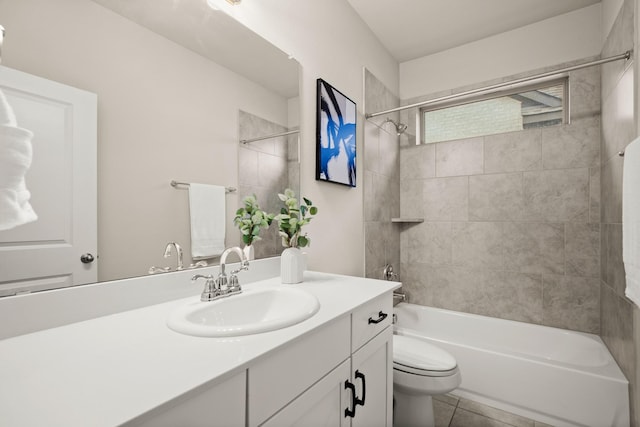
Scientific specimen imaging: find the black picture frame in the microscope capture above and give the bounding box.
[315,78,357,187]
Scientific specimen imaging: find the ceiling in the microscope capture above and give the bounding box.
[346,0,601,62]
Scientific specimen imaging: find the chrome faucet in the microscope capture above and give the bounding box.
[191,247,249,302]
[383,264,398,281]
[217,246,249,294]
[163,242,184,271]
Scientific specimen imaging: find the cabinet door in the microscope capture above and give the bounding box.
[261,359,351,427]
[350,327,393,427]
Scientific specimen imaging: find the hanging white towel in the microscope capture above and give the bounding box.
[189,183,226,258]
[623,137,640,307]
[0,89,37,231]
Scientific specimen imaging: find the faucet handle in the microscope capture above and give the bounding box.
[228,274,242,293]
[191,274,214,282]
[192,274,220,302]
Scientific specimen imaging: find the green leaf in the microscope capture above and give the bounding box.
[297,235,308,247]
[310,206,318,215]
[303,197,312,206]
[242,234,251,244]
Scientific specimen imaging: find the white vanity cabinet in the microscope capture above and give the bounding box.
[131,371,246,427]
[255,292,394,427]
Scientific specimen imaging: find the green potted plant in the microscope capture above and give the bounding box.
[273,188,318,283]
[233,194,273,260]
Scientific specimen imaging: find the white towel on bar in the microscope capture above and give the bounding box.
[623,137,640,307]
[189,183,225,259]
[0,89,37,231]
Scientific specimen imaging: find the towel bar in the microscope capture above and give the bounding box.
[170,180,236,193]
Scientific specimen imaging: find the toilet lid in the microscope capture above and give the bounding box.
[393,335,457,372]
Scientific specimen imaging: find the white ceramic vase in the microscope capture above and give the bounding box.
[281,247,304,284]
[242,244,255,261]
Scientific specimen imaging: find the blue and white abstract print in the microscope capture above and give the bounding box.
[316,79,356,187]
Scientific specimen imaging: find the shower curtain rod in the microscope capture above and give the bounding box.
[240,129,299,144]
[365,50,632,119]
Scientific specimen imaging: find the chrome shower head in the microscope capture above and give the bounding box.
[381,118,407,136]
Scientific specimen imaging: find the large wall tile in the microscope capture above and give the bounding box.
[503,222,564,275]
[400,144,435,181]
[590,167,601,223]
[401,222,452,265]
[484,128,541,173]
[435,138,484,177]
[565,223,600,278]
[238,147,259,186]
[602,66,635,163]
[423,176,468,221]
[601,0,634,102]
[543,275,600,333]
[469,173,523,221]
[541,116,600,169]
[379,127,400,179]
[364,120,380,173]
[523,168,589,222]
[601,282,635,382]
[603,223,626,295]
[400,178,424,218]
[365,221,386,279]
[427,267,542,323]
[601,156,624,224]
[570,66,601,120]
[258,152,288,191]
[452,222,503,269]
[400,261,431,304]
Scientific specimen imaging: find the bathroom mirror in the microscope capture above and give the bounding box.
[0,0,300,295]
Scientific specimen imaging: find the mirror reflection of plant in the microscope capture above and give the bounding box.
[274,189,318,248]
[233,194,273,246]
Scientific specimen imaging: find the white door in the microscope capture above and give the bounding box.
[0,66,97,296]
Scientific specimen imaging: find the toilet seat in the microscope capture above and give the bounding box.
[393,334,457,377]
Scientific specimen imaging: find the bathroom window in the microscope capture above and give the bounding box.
[420,77,568,144]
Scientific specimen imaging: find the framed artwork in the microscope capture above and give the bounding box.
[315,78,356,187]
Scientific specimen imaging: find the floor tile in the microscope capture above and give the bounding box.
[458,398,535,427]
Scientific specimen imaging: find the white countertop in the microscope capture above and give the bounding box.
[0,271,399,427]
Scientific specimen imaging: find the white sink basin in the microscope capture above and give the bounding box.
[167,286,320,337]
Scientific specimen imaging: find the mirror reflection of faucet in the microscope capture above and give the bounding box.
[163,242,184,271]
[149,243,209,274]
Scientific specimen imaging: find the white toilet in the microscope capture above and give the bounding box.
[393,334,462,427]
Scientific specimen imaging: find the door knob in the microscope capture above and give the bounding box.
[80,253,95,264]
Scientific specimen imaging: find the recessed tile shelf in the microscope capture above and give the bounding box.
[391,218,424,223]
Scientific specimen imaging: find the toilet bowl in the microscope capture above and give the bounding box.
[393,334,461,427]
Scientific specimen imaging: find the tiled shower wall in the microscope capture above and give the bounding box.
[238,110,299,259]
[397,63,602,334]
[600,0,639,424]
[364,69,401,279]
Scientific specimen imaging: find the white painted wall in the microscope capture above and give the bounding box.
[208,0,399,276]
[603,0,625,40]
[400,4,603,100]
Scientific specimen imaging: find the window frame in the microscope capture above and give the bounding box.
[418,76,569,145]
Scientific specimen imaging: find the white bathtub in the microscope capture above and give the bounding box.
[393,303,629,427]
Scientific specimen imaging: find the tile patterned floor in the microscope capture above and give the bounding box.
[433,394,555,427]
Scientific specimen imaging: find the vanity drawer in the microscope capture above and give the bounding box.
[351,293,393,352]
[248,315,350,427]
